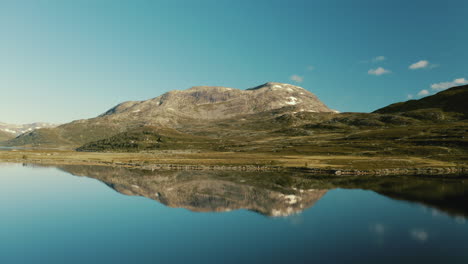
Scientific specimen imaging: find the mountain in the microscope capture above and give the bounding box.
[0,122,57,136]
[6,82,334,147]
[374,84,468,117]
[101,82,332,120]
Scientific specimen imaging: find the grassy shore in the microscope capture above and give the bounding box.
[0,149,466,176]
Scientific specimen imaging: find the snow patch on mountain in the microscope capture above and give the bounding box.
[286,96,298,105]
[0,122,58,136]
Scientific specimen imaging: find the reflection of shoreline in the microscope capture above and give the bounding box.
[53,164,468,218]
[377,191,468,219]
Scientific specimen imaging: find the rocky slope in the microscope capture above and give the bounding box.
[102,82,332,120]
[6,82,334,147]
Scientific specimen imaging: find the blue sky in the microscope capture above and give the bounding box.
[0,0,467,124]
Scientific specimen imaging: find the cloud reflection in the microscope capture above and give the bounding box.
[455,216,466,225]
[370,223,386,235]
[410,229,429,242]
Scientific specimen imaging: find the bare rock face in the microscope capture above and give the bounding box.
[99,82,333,123]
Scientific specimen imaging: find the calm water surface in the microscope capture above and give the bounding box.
[0,163,467,264]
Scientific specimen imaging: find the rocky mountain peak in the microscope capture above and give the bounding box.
[247,82,305,91]
[4,82,334,147]
[186,85,236,92]
[99,82,333,121]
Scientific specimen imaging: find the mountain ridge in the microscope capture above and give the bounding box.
[374,84,468,116]
[5,82,334,147]
[0,122,57,136]
[98,82,332,121]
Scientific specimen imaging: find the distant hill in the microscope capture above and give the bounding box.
[374,85,468,117]
[0,130,14,142]
[0,122,57,144]
[0,122,57,136]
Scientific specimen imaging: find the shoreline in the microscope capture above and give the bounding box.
[1,149,466,177]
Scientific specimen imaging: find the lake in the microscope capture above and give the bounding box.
[1,163,467,263]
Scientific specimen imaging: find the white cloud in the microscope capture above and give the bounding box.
[407,94,413,100]
[290,74,303,83]
[306,65,315,71]
[410,229,428,242]
[417,89,429,96]
[409,60,430,70]
[372,56,386,62]
[431,77,468,91]
[368,67,391,76]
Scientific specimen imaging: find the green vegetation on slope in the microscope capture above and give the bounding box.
[77,126,221,152]
[74,111,468,167]
[374,84,468,116]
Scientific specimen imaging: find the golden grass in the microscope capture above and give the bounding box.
[0,149,461,170]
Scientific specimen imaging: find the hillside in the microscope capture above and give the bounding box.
[0,131,14,142]
[76,126,222,152]
[374,84,468,116]
[6,82,333,147]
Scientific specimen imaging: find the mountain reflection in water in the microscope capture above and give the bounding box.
[52,164,468,218]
